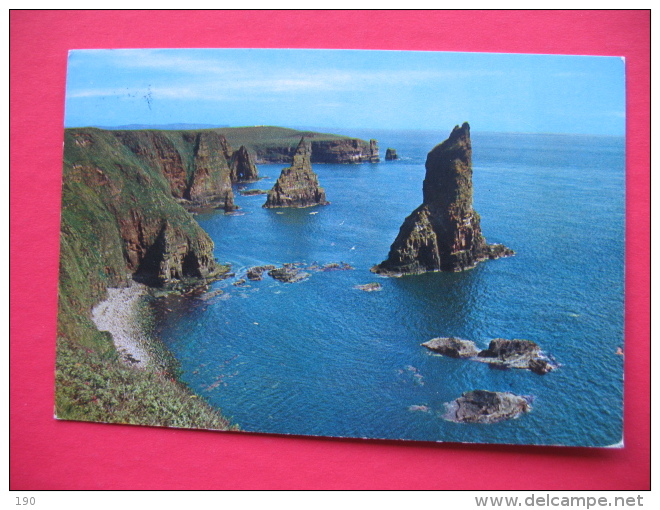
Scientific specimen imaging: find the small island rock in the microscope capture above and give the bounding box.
[443,390,531,424]
[477,338,556,374]
[422,337,480,358]
[385,148,398,160]
[263,137,329,209]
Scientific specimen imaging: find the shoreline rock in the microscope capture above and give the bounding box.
[443,390,532,424]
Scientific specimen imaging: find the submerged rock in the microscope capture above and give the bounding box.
[443,390,531,424]
[385,148,399,160]
[422,337,480,358]
[476,338,556,374]
[263,138,329,209]
[354,283,382,292]
[372,123,513,275]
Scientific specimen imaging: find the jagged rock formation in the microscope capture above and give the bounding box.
[61,128,225,294]
[422,337,480,358]
[113,129,236,211]
[422,336,556,375]
[229,145,259,182]
[263,138,329,208]
[186,132,236,210]
[476,339,556,375]
[372,123,513,275]
[385,148,399,160]
[57,127,236,430]
[443,390,531,424]
[369,139,380,162]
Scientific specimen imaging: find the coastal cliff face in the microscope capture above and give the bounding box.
[263,138,329,208]
[372,123,513,275]
[114,129,236,211]
[59,128,225,351]
[247,138,380,164]
[310,138,379,163]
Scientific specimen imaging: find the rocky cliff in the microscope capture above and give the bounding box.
[372,123,513,275]
[57,127,235,429]
[263,138,329,208]
[61,128,224,296]
[214,126,381,164]
[113,129,237,211]
[229,145,259,182]
[310,138,379,164]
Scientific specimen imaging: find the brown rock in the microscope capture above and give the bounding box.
[263,138,329,208]
[372,123,513,275]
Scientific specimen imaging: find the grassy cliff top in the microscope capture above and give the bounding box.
[212,126,357,150]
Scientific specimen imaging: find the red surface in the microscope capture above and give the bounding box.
[10,10,650,490]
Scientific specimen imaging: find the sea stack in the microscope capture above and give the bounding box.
[385,148,399,160]
[372,123,513,275]
[263,137,329,208]
[229,145,259,182]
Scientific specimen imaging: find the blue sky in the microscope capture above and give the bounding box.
[65,49,625,135]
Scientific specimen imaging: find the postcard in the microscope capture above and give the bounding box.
[56,49,625,446]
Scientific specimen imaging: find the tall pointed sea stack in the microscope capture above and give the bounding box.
[229,145,259,182]
[263,138,329,208]
[372,123,513,275]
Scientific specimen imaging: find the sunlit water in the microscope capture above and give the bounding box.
[151,130,624,446]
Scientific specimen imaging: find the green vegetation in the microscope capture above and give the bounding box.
[215,125,351,149]
[56,127,236,430]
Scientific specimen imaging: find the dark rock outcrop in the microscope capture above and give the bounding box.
[476,338,556,374]
[422,337,480,358]
[443,390,531,424]
[372,123,513,275]
[385,148,398,160]
[246,265,277,281]
[263,138,329,209]
[229,145,259,182]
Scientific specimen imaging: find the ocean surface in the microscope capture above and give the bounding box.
[151,129,625,447]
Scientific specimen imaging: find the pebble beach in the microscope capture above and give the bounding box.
[91,281,152,368]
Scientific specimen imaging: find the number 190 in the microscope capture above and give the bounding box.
[16,497,35,506]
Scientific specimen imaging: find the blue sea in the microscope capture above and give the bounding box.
[152,129,625,447]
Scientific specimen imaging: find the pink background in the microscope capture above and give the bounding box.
[10,10,650,490]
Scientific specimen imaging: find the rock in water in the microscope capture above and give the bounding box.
[229,145,259,182]
[372,123,513,275]
[443,390,531,424]
[476,338,556,374]
[263,138,329,208]
[385,148,399,160]
[422,337,480,358]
